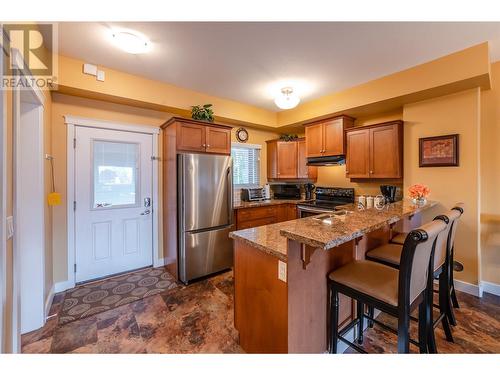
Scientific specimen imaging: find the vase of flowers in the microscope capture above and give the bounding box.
[408,184,430,205]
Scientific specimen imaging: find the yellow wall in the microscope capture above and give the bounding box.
[480,61,500,284]
[403,89,481,285]
[50,93,278,284]
[57,55,277,128]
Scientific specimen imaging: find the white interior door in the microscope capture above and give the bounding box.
[75,126,153,283]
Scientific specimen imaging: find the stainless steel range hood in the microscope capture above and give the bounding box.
[306,155,345,166]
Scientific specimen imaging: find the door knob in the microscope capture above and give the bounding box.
[140,209,151,216]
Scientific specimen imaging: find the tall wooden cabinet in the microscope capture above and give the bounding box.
[267,138,317,180]
[304,116,354,158]
[345,121,403,179]
[160,117,233,279]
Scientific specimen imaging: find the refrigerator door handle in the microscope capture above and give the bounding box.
[227,165,233,225]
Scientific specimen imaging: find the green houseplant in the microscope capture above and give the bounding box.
[191,104,214,122]
[279,133,299,142]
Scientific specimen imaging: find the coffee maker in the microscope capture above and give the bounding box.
[380,185,397,203]
[304,183,316,200]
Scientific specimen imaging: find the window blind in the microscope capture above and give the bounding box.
[231,144,261,187]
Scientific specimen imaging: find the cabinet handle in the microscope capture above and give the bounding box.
[203,144,206,148]
[207,144,210,148]
[370,170,373,174]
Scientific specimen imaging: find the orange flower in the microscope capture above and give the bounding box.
[408,184,430,199]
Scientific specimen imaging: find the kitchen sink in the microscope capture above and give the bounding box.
[312,210,350,224]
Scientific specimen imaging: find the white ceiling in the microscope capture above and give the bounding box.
[56,22,500,111]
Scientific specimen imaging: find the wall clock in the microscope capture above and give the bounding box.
[236,128,249,143]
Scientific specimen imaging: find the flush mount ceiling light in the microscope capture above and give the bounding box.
[110,29,151,54]
[274,87,300,110]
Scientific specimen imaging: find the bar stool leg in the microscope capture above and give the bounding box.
[367,306,374,328]
[357,301,364,344]
[426,289,437,353]
[450,249,460,309]
[329,284,339,354]
[397,311,410,353]
[439,272,454,342]
[418,300,428,354]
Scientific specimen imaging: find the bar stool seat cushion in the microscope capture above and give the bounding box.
[391,232,407,245]
[366,243,403,266]
[329,260,400,306]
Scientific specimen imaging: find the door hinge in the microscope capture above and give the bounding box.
[73,138,76,148]
[74,264,77,273]
[73,201,76,211]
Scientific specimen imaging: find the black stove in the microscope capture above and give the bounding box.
[297,187,355,214]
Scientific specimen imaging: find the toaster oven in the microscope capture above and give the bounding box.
[241,187,265,202]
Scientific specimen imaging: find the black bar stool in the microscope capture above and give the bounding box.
[366,205,464,352]
[328,219,447,354]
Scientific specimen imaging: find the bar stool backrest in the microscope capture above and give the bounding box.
[399,220,447,306]
[449,203,465,253]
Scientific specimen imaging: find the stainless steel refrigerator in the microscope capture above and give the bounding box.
[177,153,234,284]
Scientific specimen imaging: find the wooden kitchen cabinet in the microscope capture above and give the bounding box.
[267,139,317,181]
[345,121,403,179]
[205,125,231,154]
[345,128,370,178]
[173,118,232,155]
[304,115,354,158]
[297,139,317,179]
[236,203,298,230]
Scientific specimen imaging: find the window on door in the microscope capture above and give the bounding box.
[92,140,140,209]
[231,143,261,188]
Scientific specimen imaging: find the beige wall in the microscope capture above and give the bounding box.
[403,89,481,285]
[50,93,279,284]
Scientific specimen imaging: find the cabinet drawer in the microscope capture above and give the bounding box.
[237,206,277,222]
[237,216,277,230]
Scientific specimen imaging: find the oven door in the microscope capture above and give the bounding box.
[297,205,335,218]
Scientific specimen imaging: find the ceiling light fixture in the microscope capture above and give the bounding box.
[110,29,151,54]
[274,87,300,109]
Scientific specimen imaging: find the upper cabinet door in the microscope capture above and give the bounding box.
[277,141,298,179]
[346,128,370,178]
[177,123,206,152]
[305,123,324,157]
[323,119,344,156]
[369,124,402,178]
[297,139,317,179]
[206,126,231,154]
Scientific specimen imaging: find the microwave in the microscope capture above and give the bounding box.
[241,187,265,202]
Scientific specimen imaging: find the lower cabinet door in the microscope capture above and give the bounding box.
[180,225,234,283]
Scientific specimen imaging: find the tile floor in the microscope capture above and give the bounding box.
[22,267,499,354]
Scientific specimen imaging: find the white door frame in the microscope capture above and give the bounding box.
[64,116,160,290]
[11,49,46,352]
[0,36,6,354]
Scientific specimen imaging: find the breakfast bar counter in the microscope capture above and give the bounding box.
[229,200,437,353]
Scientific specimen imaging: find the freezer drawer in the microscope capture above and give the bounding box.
[179,225,234,283]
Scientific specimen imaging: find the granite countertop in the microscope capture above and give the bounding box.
[233,198,303,209]
[229,199,437,259]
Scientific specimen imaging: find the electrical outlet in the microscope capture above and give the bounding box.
[83,63,97,76]
[278,260,287,282]
[6,216,14,239]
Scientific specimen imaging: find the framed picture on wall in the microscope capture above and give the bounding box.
[419,134,459,167]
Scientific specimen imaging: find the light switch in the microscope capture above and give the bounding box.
[278,260,287,282]
[7,216,14,239]
[96,70,105,81]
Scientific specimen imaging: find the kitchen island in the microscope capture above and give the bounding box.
[229,199,437,353]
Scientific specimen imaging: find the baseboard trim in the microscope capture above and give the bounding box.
[153,257,167,268]
[54,280,75,293]
[454,279,481,297]
[480,281,500,297]
[44,284,55,321]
